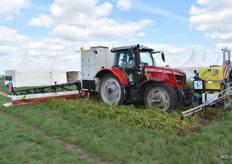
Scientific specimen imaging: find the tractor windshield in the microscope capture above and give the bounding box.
[140,51,154,66]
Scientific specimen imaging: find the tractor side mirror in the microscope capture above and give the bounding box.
[161,52,165,62]
[128,48,134,59]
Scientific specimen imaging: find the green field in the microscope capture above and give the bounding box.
[0,77,232,163]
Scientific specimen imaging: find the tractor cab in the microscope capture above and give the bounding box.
[111,45,164,85]
[112,44,164,67]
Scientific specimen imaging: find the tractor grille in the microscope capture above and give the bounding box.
[175,74,186,85]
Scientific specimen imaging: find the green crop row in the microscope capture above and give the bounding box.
[45,97,207,135]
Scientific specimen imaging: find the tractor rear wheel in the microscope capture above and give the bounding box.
[144,82,178,111]
[99,74,124,105]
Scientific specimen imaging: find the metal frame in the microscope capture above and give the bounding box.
[11,82,81,96]
[223,48,231,83]
[180,86,232,120]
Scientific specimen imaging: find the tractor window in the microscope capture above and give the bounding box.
[140,51,154,66]
[118,51,135,69]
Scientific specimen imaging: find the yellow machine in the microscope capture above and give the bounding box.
[193,48,232,103]
[198,66,224,93]
[181,48,232,119]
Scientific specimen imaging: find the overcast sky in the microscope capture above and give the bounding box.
[0,0,232,74]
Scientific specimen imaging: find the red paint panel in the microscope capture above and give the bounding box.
[144,66,188,88]
[100,67,129,85]
[12,94,81,105]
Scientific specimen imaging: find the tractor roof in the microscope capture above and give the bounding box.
[111,44,153,52]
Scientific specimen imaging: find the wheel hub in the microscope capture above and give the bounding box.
[106,88,113,95]
[148,88,170,111]
[101,78,121,103]
[152,95,165,107]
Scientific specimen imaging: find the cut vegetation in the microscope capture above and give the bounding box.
[46,97,220,135]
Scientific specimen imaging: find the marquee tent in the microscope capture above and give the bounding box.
[51,55,80,84]
[4,53,80,87]
[4,52,51,87]
[214,54,223,66]
[201,52,212,67]
[178,50,206,79]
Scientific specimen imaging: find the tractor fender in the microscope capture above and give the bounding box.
[138,79,176,92]
[95,67,129,85]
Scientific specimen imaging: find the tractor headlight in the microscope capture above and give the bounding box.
[174,71,186,85]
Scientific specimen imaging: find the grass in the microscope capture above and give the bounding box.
[2,101,232,163]
[0,110,90,164]
[0,77,232,163]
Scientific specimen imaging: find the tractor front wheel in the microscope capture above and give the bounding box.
[99,74,124,105]
[144,82,178,111]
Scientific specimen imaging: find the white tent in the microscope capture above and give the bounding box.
[51,55,80,84]
[5,52,81,87]
[178,50,205,79]
[214,54,223,66]
[201,52,212,67]
[4,52,51,87]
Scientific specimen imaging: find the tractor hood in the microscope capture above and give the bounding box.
[144,66,187,86]
[144,66,186,75]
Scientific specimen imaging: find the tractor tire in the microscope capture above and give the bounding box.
[99,74,124,105]
[144,82,178,111]
[183,84,193,107]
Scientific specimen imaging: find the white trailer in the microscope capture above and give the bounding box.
[81,46,113,90]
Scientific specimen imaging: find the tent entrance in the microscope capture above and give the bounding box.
[67,71,79,83]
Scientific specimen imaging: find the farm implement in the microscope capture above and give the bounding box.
[180,86,232,122]
[3,82,86,106]
[10,82,81,95]
[180,48,232,122]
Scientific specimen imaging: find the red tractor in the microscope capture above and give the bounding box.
[82,45,193,111]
